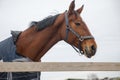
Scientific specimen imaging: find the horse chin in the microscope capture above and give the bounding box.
[83,50,94,58]
[85,54,92,58]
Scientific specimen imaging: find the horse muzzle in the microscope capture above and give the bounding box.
[83,44,97,58]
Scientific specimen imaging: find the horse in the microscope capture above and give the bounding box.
[0,0,97,80]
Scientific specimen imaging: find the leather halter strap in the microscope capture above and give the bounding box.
[64,11,94,54]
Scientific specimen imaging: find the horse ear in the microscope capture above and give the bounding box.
[76,5,84,14]
[68,0,75,15]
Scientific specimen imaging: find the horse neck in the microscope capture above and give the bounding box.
[34,33,60,61]
[16,13,65,61]
[34,14,65,61]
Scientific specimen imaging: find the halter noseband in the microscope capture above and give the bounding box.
[64,11,94,55]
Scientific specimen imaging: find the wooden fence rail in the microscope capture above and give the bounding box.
[0,62,120,72]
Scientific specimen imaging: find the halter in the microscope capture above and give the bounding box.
[64,11,94,55]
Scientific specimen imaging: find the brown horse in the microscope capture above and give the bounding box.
[16,0,97,62]
[0,0,97,79]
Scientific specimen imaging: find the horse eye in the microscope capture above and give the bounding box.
[75,22,81,26]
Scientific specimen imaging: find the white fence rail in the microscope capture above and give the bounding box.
[0,62,120,72]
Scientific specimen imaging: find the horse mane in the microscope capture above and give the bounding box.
[30,14,59,31]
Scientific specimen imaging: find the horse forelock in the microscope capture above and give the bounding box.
[30,14,60,31]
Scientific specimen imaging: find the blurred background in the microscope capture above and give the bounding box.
[0,0,120,80]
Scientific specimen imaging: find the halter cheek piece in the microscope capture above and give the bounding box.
[64,11,94,55]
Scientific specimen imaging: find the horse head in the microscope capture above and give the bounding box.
[60,0,97,58]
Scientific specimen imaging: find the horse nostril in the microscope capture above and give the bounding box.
[91,45,96,51]
[90,45,96,56]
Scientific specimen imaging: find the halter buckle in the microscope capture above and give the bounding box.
[79,37,84,41]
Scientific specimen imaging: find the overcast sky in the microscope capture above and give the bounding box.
[0,0,120,79]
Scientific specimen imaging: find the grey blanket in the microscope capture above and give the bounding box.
[0,37,23,61]
[0,36,40,80]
